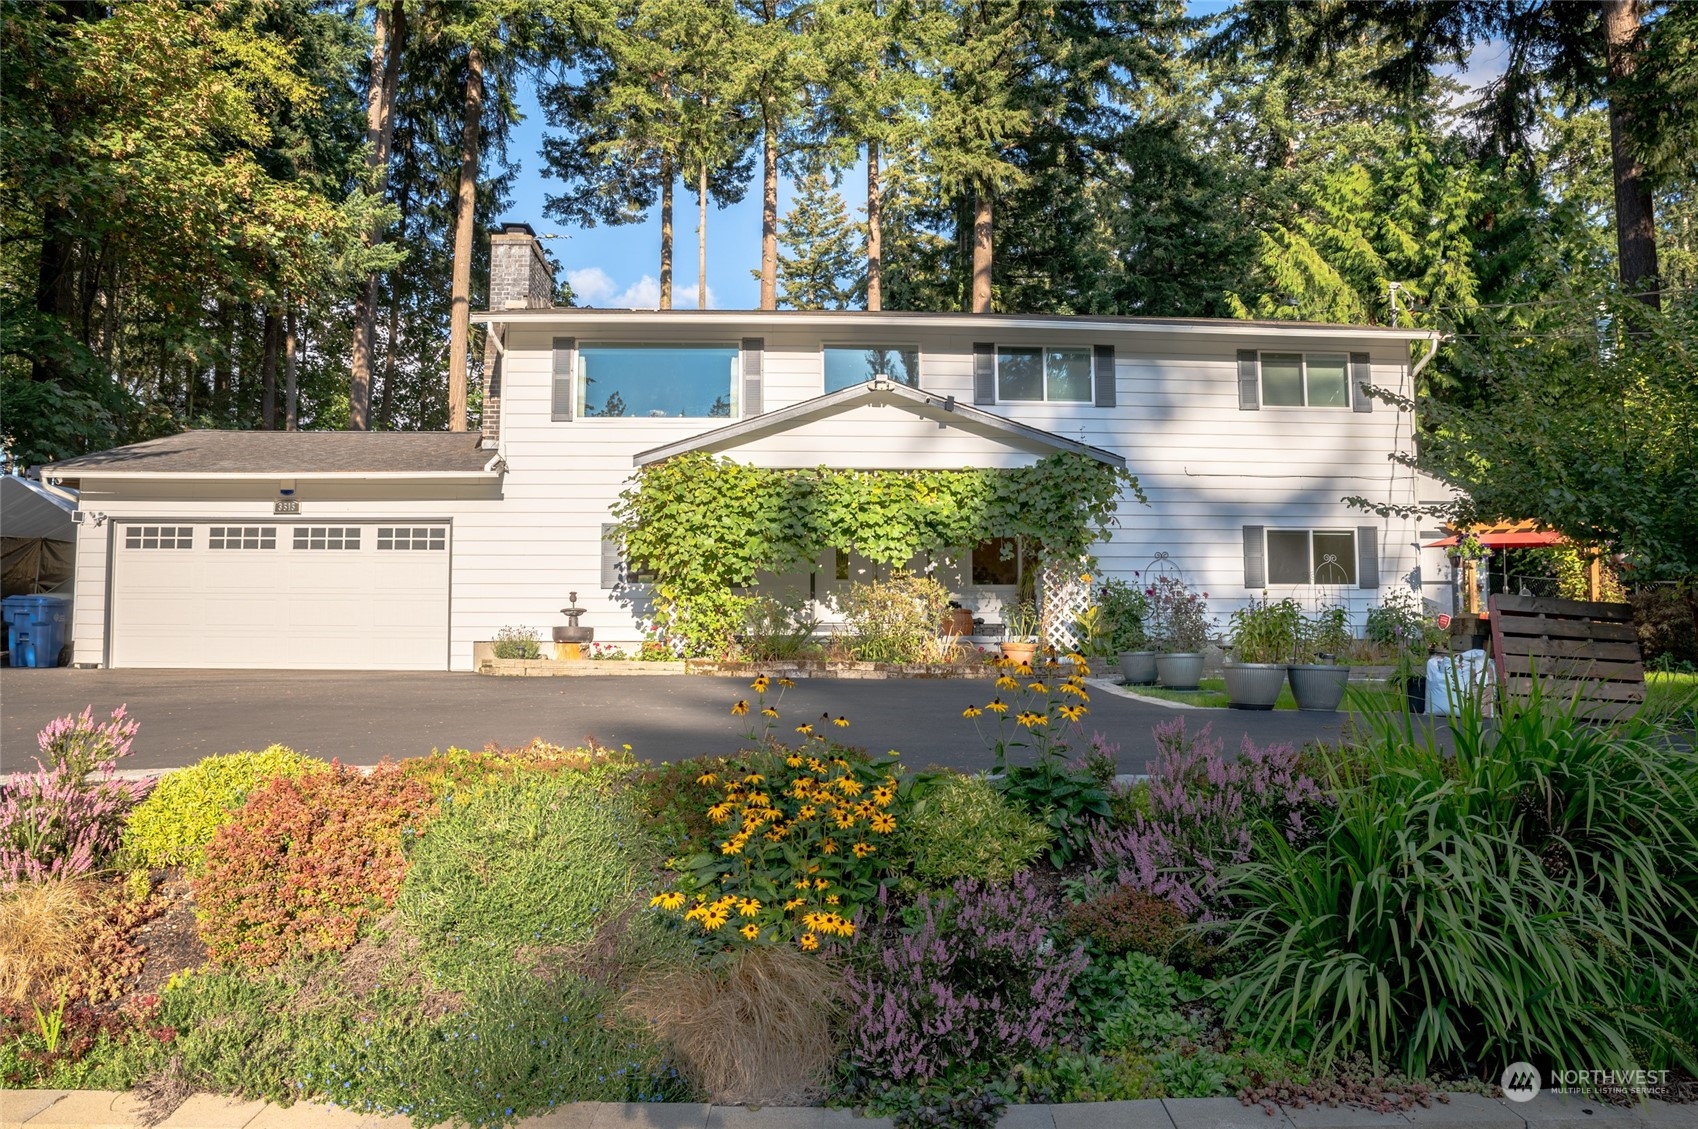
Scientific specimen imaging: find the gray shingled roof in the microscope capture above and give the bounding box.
[43,430,494,476]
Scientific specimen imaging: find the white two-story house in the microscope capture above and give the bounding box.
[43,223,1442,671]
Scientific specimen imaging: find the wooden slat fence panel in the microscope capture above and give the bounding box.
[1488,594,1645,720]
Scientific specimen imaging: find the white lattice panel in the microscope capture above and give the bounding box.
[1039,560,1091,651]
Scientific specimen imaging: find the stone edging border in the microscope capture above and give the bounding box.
[1,1089,1679,1129]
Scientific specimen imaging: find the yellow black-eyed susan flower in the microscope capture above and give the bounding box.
[696,772,719,785]
[870,812,896,834]
[1017,711,1046,729]
[778,677,795,688]
[833,715,850,728]
[986,699,1009,714]
[761,707,779,719]
[852,842,876,858]
[962,705,983,719]
[799,932,819,951]
[1058,704,1086,722]
[752,675,770,693]
[740,923,760,941]
[650,891,686,911]
[731,700,749,716]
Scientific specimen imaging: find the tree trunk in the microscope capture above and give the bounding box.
[971,189,993,314]
[698,162,709,309]
[1603,0,1660,306]
[447,43,484,433]
[284,302,299,431]
[260,307,280,430]
[760,111,778,310]
[377,291,400,427]
[349,0,406,430]
[659,150,673,310]
[865,139,881,312]
[213,301,233,422]
[32,214,75,384]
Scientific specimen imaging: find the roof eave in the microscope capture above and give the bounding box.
[40,469,500,481]
[473,308,1435,340]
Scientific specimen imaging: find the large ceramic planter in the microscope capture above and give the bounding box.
[1223,661,1286,710]
[1155,652,1205,691]
[1397,675,1428,714]
[1288,663,1350,711]
[1117,650,1157,685]
[1000,640,1039,666]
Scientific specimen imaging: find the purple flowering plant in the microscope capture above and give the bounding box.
[1088,719,1326,919]
[840,873,1087,1093]
[0,705,150,886]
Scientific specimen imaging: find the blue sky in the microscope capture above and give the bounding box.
[491,3,1504,311]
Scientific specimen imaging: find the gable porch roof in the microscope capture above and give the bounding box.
[631,377,1127,469]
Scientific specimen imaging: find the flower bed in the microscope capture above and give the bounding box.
[4,667,1695,1125]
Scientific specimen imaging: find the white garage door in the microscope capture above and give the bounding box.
[110,522,450,670]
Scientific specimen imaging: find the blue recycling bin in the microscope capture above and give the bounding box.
[3,594,72,668]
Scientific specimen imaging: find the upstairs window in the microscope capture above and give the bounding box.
[577,343,739,419]
[1260,353,1350,408]
[824,345,920,392]
[997,346,1092,402]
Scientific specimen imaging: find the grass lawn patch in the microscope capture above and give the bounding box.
[1118,677,1400,711]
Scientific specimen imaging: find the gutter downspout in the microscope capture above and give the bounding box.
[1410,328,1442,386]
[486,322,508,467]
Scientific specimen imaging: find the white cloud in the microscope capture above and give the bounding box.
[565,267,616,305]
[607,275,717,309]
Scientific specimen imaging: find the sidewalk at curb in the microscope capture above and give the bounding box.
[4,1090,1682,1129]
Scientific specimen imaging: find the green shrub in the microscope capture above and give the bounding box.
[397,769,657,984]
[492,626,541,660]
[137,961,689,1122]
[840,571,953,663]
[195,764,436,969]
[1062,886,1191,964]
[900,773,1051,887]
[119,747,323,872]
[1218,689,1698,1076]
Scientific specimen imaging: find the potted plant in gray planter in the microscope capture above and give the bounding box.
[1094,578,1155,684]
[1223,596,1300,709]
[1288,604,1353,711]
[1147,576,1212,690]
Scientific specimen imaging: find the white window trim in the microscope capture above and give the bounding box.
[1258,351,1353,409]
[1265,528,1358,586]
[995,344,1094,404]
[572,341,743,422]
[821,342,922,393]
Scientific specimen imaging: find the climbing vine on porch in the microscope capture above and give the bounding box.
[612,452,1144,618]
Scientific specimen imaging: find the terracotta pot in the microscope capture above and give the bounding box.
[1155,652,1204,690]
[945,608,976,636]
[1223,661,1285,710]
[1117,651,1157,685]
[1000,641,1039,666]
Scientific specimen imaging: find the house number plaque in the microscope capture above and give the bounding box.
[274,499,300,514]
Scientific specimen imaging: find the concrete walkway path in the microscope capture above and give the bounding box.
[3,1089,1681,1129]
[0,669,1364,776]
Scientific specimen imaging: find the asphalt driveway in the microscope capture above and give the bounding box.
[1,669,1355,775]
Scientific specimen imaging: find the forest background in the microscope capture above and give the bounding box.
[3,0,1695,583]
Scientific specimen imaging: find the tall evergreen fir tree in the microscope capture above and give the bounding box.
[775,171,862,309]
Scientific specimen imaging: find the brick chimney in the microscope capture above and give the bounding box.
[482,222,555,447]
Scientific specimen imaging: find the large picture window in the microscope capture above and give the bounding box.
[997,346,1092,402]
[1267,529,1357,585]
[824,345,919,392]
[577,343,739,419]
[1260,353,1350,408]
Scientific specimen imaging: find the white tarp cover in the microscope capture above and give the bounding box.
[1,476,76,595]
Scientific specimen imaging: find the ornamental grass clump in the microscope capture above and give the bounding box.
[194,763,435,968]
[840,874,1087,1093]
[1218,686,1698,1077]
[119,746,323,873]
[623,945,842,1105]
[1,706,148,887]
[649,678,912,952]
[1087,718,1325,918]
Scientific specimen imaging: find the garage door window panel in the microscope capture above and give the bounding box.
[293,527,361,551]
[125,526,193,550]
[209,527,277,550]
[378,527,446,551]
